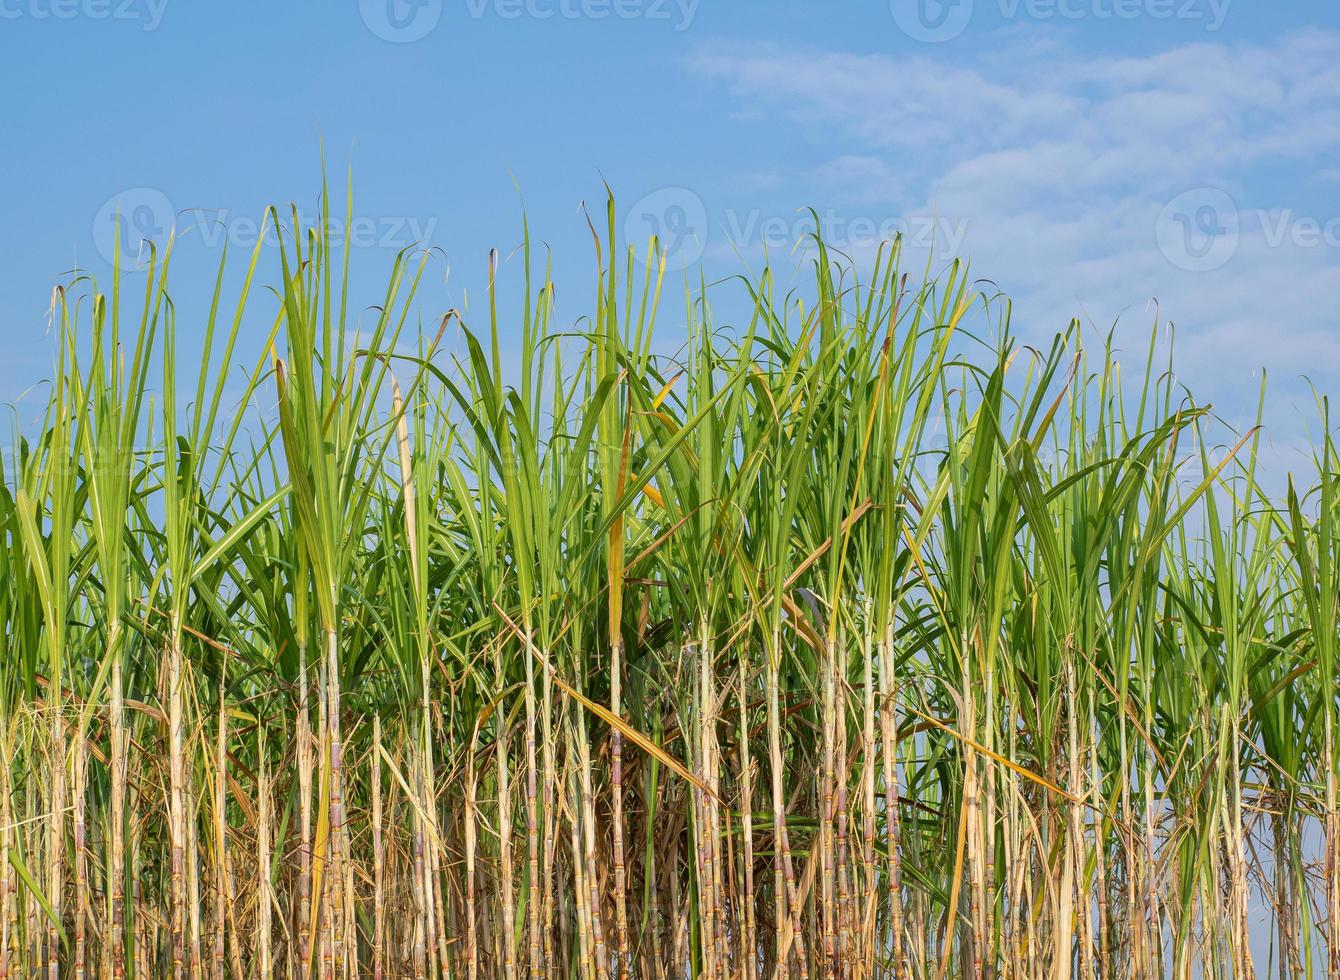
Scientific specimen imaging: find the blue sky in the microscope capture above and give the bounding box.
[2,0,1339,464]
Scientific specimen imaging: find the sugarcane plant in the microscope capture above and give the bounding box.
[0,179,1336,979]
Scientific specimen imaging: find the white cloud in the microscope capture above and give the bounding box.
[686,31,1340,421]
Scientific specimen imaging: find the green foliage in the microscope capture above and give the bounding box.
[0,184,1336,978]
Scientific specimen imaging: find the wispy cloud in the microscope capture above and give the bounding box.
[686,31,1340,412]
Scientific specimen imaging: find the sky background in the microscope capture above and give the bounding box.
[2,0,1339,473]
